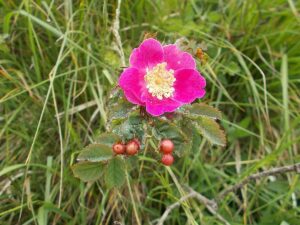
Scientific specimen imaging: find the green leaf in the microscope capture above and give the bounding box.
[112,111,146,142]
[109,99,135,120]
[229,117,251,139]
[42,202,72,219]
[184,103,222,119]
[154,119,189,156]
[77,144,113,162]
[71,162,103,182]
[95,132,120,147]
[105,157,125,188]
[0,164,24,177]
[190,125,202,153]
[155,119,187,140]
[107,88,136,121]
[196,117,226,146]
[226,61,241,76]
[178,118,195,153]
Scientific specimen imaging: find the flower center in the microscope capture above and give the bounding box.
[144,63,176,100]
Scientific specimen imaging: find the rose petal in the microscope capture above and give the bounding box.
[163,44,196,71]
[141,92,181,116]
[118,67,145,105]
[173,69,206,103]
[129,38,164,70]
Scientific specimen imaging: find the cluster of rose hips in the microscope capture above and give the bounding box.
[159,139,174,166]
[112,138,140,156]
[112,138,175,166]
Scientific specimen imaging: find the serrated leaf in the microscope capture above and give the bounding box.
[196,117,226,146]
[184,103,222,119]
[178,118,203,154]
[71,162,103,182]
[155,119,187,141]
[95,132,120,147]
[178,118,194,153]
[77,144,113,162]
[105,157,125,188]
[112,111,146,142]
[190,125,202,153]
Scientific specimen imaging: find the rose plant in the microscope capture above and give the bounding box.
[72,38,226,188]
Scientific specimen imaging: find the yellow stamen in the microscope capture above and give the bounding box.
[144,63,175,100]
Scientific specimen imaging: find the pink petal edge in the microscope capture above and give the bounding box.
[142,92,182,116]
[163,44,196,71]
[118,67,145,105]
[129,38,164,70]
[173,69,206,103]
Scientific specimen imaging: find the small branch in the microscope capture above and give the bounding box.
[206,205,231,225]
[187,187,218,210]
[188,188,230,225]
[156,192,196,225]
[216,163,300,201]
[157,188,228,225]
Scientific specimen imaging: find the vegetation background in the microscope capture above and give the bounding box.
[1,0,300,224]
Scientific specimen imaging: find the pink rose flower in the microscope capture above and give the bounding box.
[118,38,206,116]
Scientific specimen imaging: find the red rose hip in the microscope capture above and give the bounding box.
[132,138,141,146]
[161,154,174,166]
[112,143,126,154]
[126,140,140,155]
[160,139,174,154]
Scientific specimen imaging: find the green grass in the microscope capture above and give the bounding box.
[1,0,300,224]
